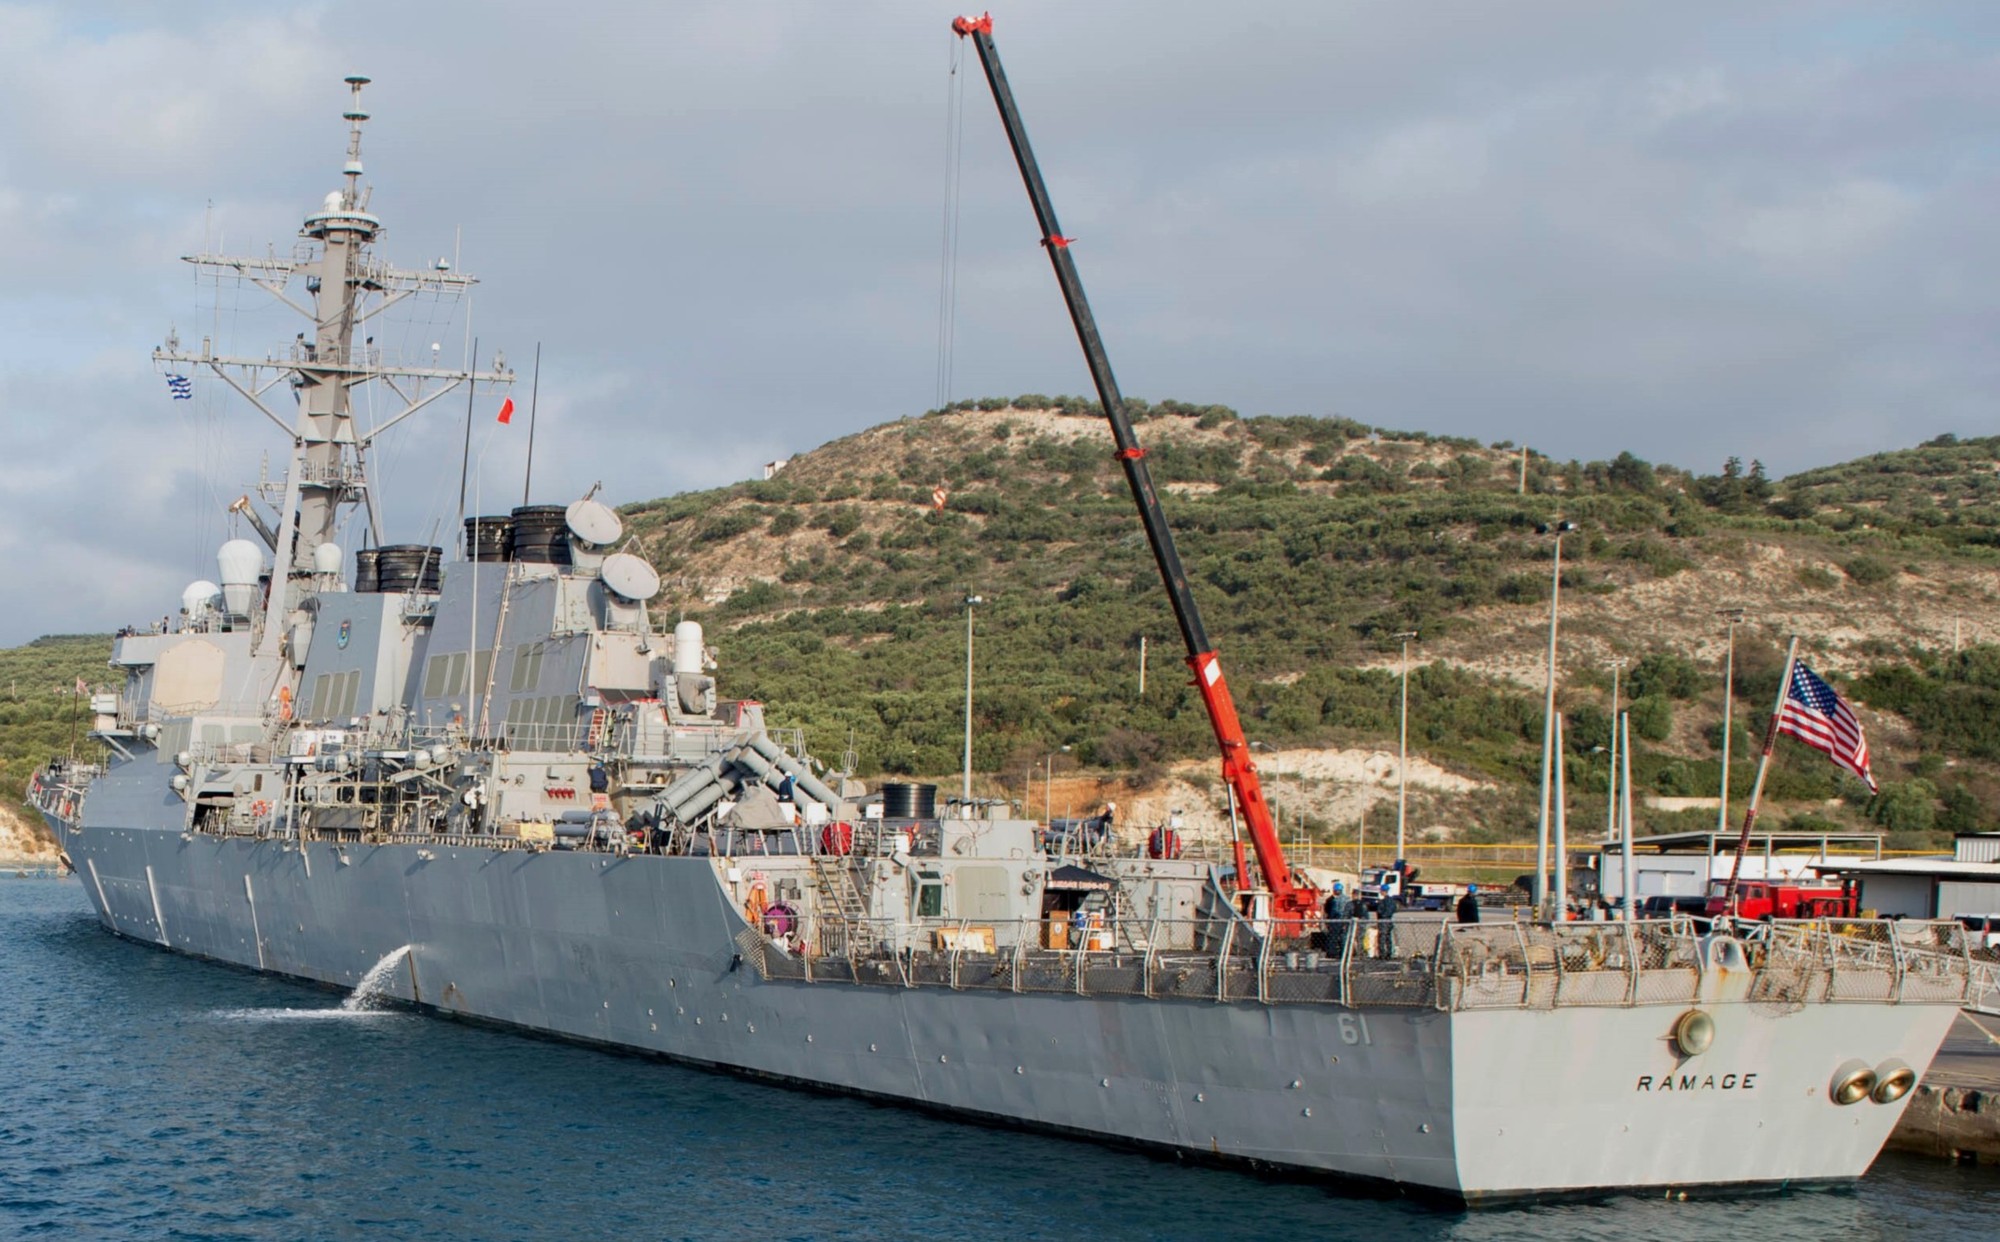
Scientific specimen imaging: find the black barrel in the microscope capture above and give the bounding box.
[463,515,514,563]
[879,782,938,820]
[509,504,572,566]
[375,544,444,593]
[354,548,382,593]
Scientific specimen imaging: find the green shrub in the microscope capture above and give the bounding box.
[1841,556,1896,585]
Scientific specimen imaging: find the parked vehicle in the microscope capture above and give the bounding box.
[1638,895,1711,920]
[1703,879,1857,921]
[1361,865,1467,913]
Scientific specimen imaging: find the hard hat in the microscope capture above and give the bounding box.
[1467,883,1478,893]
[1332,881,1344,892]
[1106,801,1117,810]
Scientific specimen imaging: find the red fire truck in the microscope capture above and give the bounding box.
[1703,879,1858,921]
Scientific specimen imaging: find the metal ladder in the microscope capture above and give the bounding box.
[809,854,869,954]
[1108,885,1151,951]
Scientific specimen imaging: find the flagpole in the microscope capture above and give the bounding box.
[522,342,542,507]
[1722,636,1800,913]
[1619,712,1635,922]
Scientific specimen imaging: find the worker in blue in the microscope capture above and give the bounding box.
[1456,883,1482,924]
[1375,889,1400,959]
[1321,882,1352,955]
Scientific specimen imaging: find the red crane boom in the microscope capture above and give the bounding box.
[951,13,1319,923]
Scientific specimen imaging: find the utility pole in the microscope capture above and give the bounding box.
[1043,745,1069,824]
[1393,631,1418,860]
[1534,521,1577,914]
[1716,608,1745,833]
[1138,635,1147,699]
[961,594,982,804]
[1518,446,1529,495]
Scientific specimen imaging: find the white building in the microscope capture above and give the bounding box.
[1813,833,2000,919]
[1595,830,1884,905]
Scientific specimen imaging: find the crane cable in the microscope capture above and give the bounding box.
[933,35,969,413]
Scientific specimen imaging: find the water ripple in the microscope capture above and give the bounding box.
[4,878,1998,1241]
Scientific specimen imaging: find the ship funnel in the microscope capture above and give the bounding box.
[313,542,344,575]
[674,621,705,677]
[217,539,264,618]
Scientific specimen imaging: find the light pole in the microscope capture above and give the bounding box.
[1534,521,1577,914]
[1393,630,1418,861]
[1043,745,1070,824]
[961,594,982,806]
[1715,607,1744,833]
[1605,656,1628,843]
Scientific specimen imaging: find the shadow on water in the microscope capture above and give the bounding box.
[4,878,1998,1241]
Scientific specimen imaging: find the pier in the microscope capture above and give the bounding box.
[1890,1013,2000,1163]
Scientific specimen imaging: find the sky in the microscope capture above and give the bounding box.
[0,1,1995,645]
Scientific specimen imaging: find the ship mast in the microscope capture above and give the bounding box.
[155,75,513,658]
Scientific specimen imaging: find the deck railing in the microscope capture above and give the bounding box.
[748,914,1975,1013]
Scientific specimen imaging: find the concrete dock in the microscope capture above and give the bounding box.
[1889,1013,2000,1163]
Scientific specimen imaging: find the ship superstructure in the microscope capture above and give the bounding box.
[28,72,1980,1206]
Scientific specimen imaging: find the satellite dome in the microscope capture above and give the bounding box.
[217,539,263,585]
[181,580,221,616]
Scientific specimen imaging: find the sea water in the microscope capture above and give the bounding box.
[3,878,1996,1241]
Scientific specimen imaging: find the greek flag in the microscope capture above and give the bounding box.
[165,374,193,400]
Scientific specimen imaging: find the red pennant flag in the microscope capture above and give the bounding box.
[496,397,515,425]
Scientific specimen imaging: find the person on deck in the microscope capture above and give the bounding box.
[1375,891,1400,959]
[1321,882,1352,956]
[1456,884,1482,924]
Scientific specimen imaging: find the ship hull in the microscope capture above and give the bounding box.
[47,817,1959,1206]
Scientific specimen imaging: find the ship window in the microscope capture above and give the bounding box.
[200,723,224,746]
[446,652,468,696]
[916,871,944,918]
[423,656,449,698]
[471,649,495,695]
[312,673,332,716]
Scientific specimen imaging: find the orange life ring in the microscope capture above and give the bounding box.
[745,876,771,924]
[250,800,273,818]
[276,685,293,721]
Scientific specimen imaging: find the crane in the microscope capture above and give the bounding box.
[952,13,1322,926]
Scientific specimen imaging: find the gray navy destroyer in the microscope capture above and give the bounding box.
[30,48,1983,1205]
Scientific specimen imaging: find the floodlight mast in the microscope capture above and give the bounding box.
[952,13,1318,923]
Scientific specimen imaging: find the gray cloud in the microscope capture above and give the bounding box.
[1,1,1995,644]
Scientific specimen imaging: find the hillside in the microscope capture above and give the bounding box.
[621,401,2000,848]
[0,635,114,859]
[8,409,2000,855]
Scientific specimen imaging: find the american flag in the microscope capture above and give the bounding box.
[165,374,193,400]
[1777,661,1876,792]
